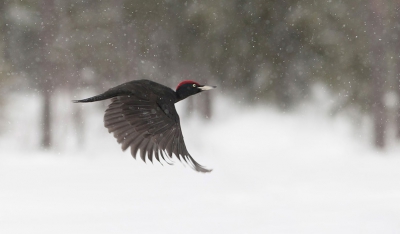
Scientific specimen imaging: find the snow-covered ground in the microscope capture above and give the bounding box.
[1,90,400,234]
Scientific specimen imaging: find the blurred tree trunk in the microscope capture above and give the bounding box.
[394,4,400,139]
[39,0,57,148]
[70,63,85,148]
[59,2,85,148]
[73,87,84,147]
[276,69,293,110]
[198,74,213,120]
[201,91,212,119]
[41,89,52,148]
[368,0,387,148]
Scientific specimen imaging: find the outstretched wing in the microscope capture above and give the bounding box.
[104,95,211,173]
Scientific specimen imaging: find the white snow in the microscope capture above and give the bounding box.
[1,91,400,234]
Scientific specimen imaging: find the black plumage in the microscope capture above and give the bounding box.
[73,79,216,173]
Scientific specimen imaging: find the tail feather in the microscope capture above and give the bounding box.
[72,89,131,103]
[72,94,108,103]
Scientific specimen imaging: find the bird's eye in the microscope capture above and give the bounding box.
[193,84,196,87]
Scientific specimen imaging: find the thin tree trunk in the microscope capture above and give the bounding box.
[73,67,85,148]
[369,0,387,148]
[73,101,84,147]
[39,0,56,148]
[198,65,213,120]
[200,90,212,120]
[42,89,52,148]
[394,4,400,138]
[396,42,400,137]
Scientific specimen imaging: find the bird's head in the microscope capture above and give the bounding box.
[176,80,216,100]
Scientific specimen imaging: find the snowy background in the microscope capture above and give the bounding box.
[1,0,400,233]
[1,88,400,234]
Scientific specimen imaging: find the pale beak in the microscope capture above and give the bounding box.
[198,85,217,91]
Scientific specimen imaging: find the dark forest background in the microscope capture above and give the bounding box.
[1,0,399,149]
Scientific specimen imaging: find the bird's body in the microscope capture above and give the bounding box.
[73,79,215,173]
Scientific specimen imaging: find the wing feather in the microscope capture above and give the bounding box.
[103,94,211,173]
[139,138,150,162]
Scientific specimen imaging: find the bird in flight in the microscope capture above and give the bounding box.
[73,79,216,173]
